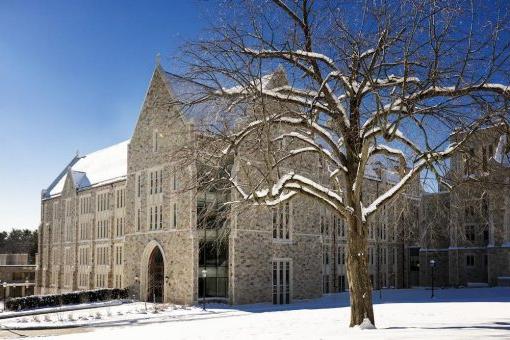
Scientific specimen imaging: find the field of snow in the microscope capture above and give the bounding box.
[1,287,509,339]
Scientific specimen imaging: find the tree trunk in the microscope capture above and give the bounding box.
[346,216,375,327]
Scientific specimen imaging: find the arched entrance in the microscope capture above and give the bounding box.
[147,247,164,302]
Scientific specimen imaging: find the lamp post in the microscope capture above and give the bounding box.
[201,269,207,311]
[429,259,436,299]
[2,282,7,312]
[24,279,29,297]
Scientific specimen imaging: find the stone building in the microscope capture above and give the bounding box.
[419,125,510,287]
[0,254,36,298]
[36,63,421,305]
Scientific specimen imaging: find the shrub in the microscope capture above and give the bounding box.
[5,288,129,311]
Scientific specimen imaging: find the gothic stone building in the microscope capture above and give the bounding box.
[419,125,510,287]
[36,64,420,305]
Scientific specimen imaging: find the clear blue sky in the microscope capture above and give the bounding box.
[0,0,213,231]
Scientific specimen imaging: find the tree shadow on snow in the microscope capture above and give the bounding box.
[208,287,510,314]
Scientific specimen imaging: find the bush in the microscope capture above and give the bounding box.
[5,288,129,311]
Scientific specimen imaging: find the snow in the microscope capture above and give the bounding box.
[11,287,510,339]
[493,134,510,167]
[45,140,129,198]
[357,317,376,330]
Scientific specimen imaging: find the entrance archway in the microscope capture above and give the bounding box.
[147,247,164,302]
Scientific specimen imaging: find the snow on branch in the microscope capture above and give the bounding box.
[409,83,510,101]
[218,83,333,115]
[273,132,348,172]
[363,125,423,156]
[362,75,420,93]
[230,171,352,214]
[221,111,347,169]
[242,48,338,71]
[368,144,406,170]
[363,121,484,220]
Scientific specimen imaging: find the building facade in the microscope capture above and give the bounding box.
[419,126,510,287]
[36,64,422,305]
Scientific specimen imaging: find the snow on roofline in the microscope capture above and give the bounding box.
[43,140,130,199]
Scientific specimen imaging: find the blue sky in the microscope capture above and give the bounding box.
[0,1,212,231]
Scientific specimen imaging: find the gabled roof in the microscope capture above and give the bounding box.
[160,65,288,125]
[43,140,130,199]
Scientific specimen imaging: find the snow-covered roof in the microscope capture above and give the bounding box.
[43,140,129,199]
[492,134,510,167]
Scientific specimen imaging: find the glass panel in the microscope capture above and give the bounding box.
[216,278,228,297]
[205,277,217,297]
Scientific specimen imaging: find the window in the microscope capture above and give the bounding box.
[465,225,475,242]
[97,193,109,212]
[323,246,330,265]
[115,245,123,266]
[116,217,124,237]
[80,196,92,215]
[323,275,330,293]
[97,219,109,239]
[466,255,475,267]
[137,174,142,198]
[272,202,291,240]
[148,205,163,230]
[198,240,228,298]
[338,246,345,265]
[336,217,345,237]
[173,203,177,228]
[338,275,347,292]
[136,208,141,231]
[272,259,291,304]
[153,130,159,152]
[149,170,163,195]
[114,274,122,288]
[116,189,125,208]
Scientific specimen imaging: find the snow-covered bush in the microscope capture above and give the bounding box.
[5,288,129,311]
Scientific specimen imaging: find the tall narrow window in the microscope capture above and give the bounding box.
[150,172,153,195]
[272,260,291,304]
[137,174,141,198]
[155,171,158,195]
[272,202,291,240]
[173,203,177,227]
[137,208,141,231]
[153,130,159,152]
[159,170,163,193]
[160,205,163,229]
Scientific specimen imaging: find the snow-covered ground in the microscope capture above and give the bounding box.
[2,287,509,339]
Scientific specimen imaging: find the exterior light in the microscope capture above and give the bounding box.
[201,269,207,311]
[429,259,436,299]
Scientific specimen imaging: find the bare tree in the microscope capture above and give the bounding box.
[172,0,510,327]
